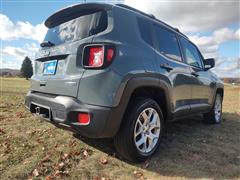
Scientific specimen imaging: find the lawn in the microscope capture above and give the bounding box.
[0,77,239,180]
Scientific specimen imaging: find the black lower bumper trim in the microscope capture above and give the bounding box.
[25,91,117,138]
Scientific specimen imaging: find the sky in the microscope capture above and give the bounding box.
[0,0,239,77]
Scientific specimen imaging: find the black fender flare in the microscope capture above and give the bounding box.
[103,75,172,137]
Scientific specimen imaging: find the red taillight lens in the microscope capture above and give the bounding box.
[83,45,115,68]
[89,47,104,67]
[78,113,90,125]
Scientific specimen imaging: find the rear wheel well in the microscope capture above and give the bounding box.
[216,88,224,98]
[128,87,168,121]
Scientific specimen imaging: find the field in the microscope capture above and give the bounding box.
[0,77,239,180]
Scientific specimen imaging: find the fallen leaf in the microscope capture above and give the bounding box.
[99,157,108,165]
[58,162,65,170]
[74,151,81,156]
[54,170,61,176]
[63,171,69,176]
[53,170,69,177]
[101,176,110,180]
[133,170,144,179]
[45,175,53,180]
[23,160,30,165]
[41,154,50,163]
[83,150,88,157]
[36,138,44,144]
[0,128,6,134]
[144,161,150,168]
[61,153,69,160]
[69,140,77,147]
[93,176,101,180]
[16,112,26,118]
[32,169,39,177]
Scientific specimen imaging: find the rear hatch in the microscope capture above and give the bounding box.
[31,3,111,97]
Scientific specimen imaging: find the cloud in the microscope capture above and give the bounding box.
[2,46,28,60]
[212,57,240,77]
[2,43,38,59]
[0,14,47,43]
[188,28,239,77]
[1,58,22,69]
[213,28,240,43]
[1,43,39,69]
[189,27,239,58]
[124,0,239,33]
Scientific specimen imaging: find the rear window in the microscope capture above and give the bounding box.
[43,11,108,45]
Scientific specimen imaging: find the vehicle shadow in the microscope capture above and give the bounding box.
[74,113,240,179]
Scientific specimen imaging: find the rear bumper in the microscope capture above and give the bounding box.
[25,91,119,138]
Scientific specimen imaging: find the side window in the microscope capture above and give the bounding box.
[137,18,153,46]
[153,25,182,61]
[180,37,203,68]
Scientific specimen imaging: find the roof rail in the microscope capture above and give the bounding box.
[116,4,188,39]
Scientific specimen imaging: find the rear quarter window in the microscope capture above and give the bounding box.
[43,11,108,46]
[137,18,153,46]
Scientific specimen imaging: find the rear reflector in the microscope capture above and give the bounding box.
[106,48,114,62]
[78,113,90,125]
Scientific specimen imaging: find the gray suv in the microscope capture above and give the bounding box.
[25,3,224,162]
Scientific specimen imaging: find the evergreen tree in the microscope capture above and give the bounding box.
[20,56,33,80]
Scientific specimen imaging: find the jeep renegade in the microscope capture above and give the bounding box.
[25,3,224,162]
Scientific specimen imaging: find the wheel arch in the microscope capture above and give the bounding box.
[105,76,172,137]
[216,88,224,98]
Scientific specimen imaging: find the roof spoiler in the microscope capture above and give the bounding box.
[45,3,113,28]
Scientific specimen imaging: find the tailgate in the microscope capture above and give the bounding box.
[31,43,86,97]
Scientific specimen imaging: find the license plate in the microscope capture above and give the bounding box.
[43,60,57,75]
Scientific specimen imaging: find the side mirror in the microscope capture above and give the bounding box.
[204,58,215,70]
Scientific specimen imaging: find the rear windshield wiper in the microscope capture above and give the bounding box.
[40,41,55,47]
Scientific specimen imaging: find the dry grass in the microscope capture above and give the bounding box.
[0,77,239,180]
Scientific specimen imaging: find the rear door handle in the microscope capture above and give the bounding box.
[160,63,173,72]
[191,72,199,77]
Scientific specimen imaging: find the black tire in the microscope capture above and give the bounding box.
[114,98,164,162]
[203,94,223,124]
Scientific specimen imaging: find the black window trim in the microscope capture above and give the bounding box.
[152,23,183,63]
